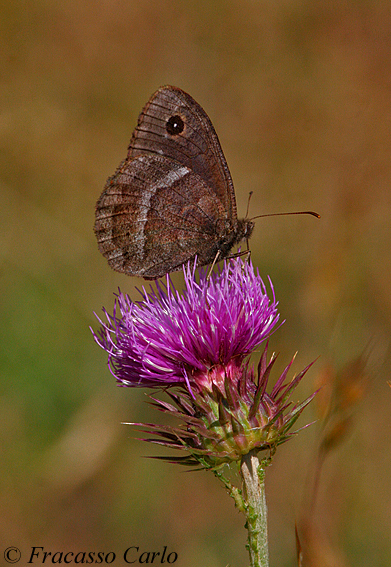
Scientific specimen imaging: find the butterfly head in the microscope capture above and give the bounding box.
[236,218,255,244]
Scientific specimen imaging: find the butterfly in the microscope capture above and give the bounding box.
[94,85,255,280]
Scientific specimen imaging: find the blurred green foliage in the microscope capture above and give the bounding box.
[1,1,390,565]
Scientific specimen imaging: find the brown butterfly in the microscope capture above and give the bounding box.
[94,85,254,280]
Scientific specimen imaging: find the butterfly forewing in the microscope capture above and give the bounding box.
[128,86,238,222]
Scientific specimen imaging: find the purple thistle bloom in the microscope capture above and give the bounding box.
[93,257,280,391]
[93,257,316,468]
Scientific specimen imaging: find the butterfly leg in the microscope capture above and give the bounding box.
[206,250,221,280]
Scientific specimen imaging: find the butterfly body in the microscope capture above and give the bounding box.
[95,86,254,279]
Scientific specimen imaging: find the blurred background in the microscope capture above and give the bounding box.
[1,1,390,565]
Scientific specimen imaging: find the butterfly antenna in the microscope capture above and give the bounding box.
[250,210,320,221]
[245,191,253,219]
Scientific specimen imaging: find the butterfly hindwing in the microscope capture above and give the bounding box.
[95,154,229,279]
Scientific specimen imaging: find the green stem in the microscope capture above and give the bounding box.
[240,450,269,567]
[213,468,246,513]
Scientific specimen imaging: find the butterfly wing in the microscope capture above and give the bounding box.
[95,154,229,279]
[128,85,238,224]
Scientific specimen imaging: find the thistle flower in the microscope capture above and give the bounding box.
[93,257,315,469]
[93,257,279,389]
